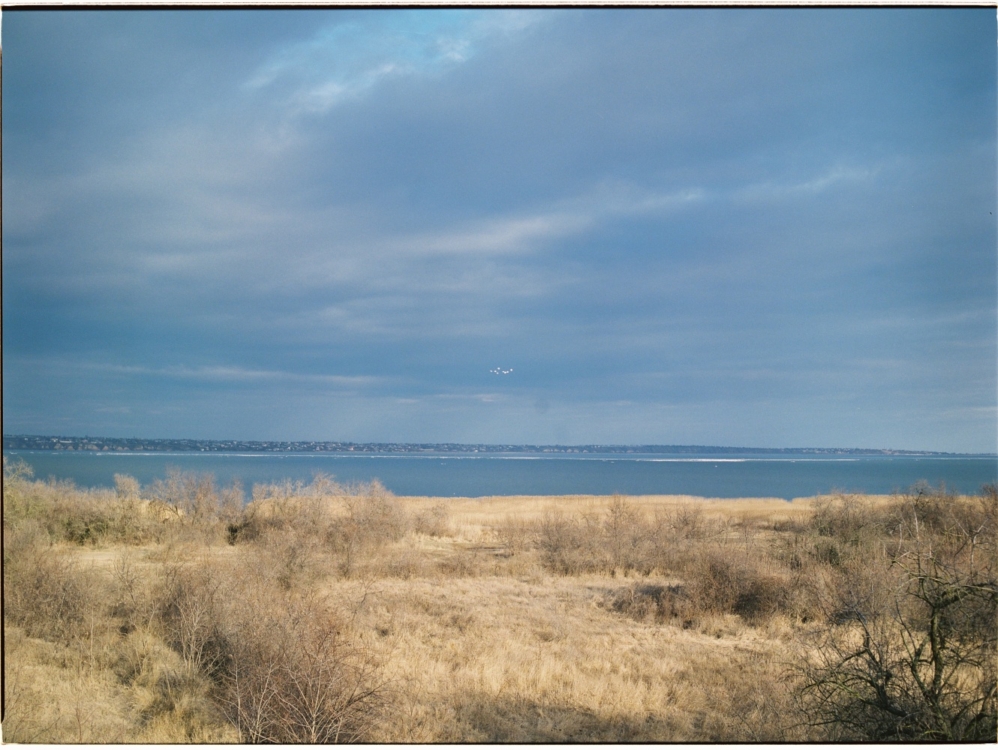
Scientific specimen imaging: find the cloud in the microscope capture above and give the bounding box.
[244,11,544,117]
[8,357,384,390]
[734,164,881,203]
[392,182,706,257]
[2,10,994,451]
[101,364,384,389]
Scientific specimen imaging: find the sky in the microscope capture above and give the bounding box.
[2,9,996,452]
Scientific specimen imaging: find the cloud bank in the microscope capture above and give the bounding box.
[3,9,995,451]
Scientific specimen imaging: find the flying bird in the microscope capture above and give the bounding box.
[490,367,513,375]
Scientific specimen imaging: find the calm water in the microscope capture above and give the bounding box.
[4,450,996,499]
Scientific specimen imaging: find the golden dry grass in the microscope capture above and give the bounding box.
[334,573,796,741]
[4,479,991,743]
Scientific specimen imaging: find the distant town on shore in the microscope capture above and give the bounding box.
[2,434,977,456]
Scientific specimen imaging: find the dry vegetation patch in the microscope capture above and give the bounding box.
[3,458,994,742]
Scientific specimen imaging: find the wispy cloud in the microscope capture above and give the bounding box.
[735,164,880,202]
[245,11,543,116]
[113,364,382,388]
[394,182,707,256]
[14,358,384,389]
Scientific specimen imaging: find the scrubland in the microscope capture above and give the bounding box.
[3,458,996,742]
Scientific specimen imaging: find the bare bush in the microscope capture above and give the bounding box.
[343,481,410,544]
[796,486,997,741]
[492,516,536,557]
[685,550,794,622]
[159,562,230,678]
[538,510,600,575]
[55,488,131,545]
[3,543,110,645]
[151,470,214,524]
[603,496,649,572]
[266,527,324,590]
[232,476,342,585]
[3,457,46,524]
[3,516,50,570]
[217,590,386,743]
[241,478,328,538]
[412,502,451,537]
[663,501,715,541]
[149,470,242,543]
[537,499,715,576]
[601,535,820,628]
[601,583,690,623]
[4,464,185,546]
[327,482,410,577]
[806,493,891,568]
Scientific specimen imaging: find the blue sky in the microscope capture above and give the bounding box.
[2,9,995,451]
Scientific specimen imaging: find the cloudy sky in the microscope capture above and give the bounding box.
[2,9,995,451]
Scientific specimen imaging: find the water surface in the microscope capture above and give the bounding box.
[5,450,995,499]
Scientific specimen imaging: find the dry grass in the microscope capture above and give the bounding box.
[3,460,993,743]
[337,574,799,742]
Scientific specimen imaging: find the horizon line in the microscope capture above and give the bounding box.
[4,434,995,457]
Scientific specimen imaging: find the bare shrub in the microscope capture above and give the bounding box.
[149,470,242,544]
[230,476,337,584]
[242,478,326,538]
[807,494,886,562]
[3,457,47,525]
[795,486,997,741]
[237,474,342,550]
[151,470,215,523]
[538,510,599,575]
[217,590,386,743]
[111,551,159,633]
[55,487,134,545]
[232,476,409,581]
[4,470,179,547]
[3,516,50,570]
[665,501,713,541]
[107,474,160,543]
[603,495,650,572]
[158,562,229,678]
[3,469,116,544]
[343,480,410,544]
[3,543,110,645]
[264,527,324,591]
[601,583,690,623]
[412,502,451,537]
[328,482,411,577]
[604,547,802,626]
[492,516,537,557]
[1,462,163,546]
[537,499,711,576]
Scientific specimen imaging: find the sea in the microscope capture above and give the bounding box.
[3,450,996,500]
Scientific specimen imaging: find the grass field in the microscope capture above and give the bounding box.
[3,462,995,742]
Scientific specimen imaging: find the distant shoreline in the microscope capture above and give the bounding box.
[3,434,988,457]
